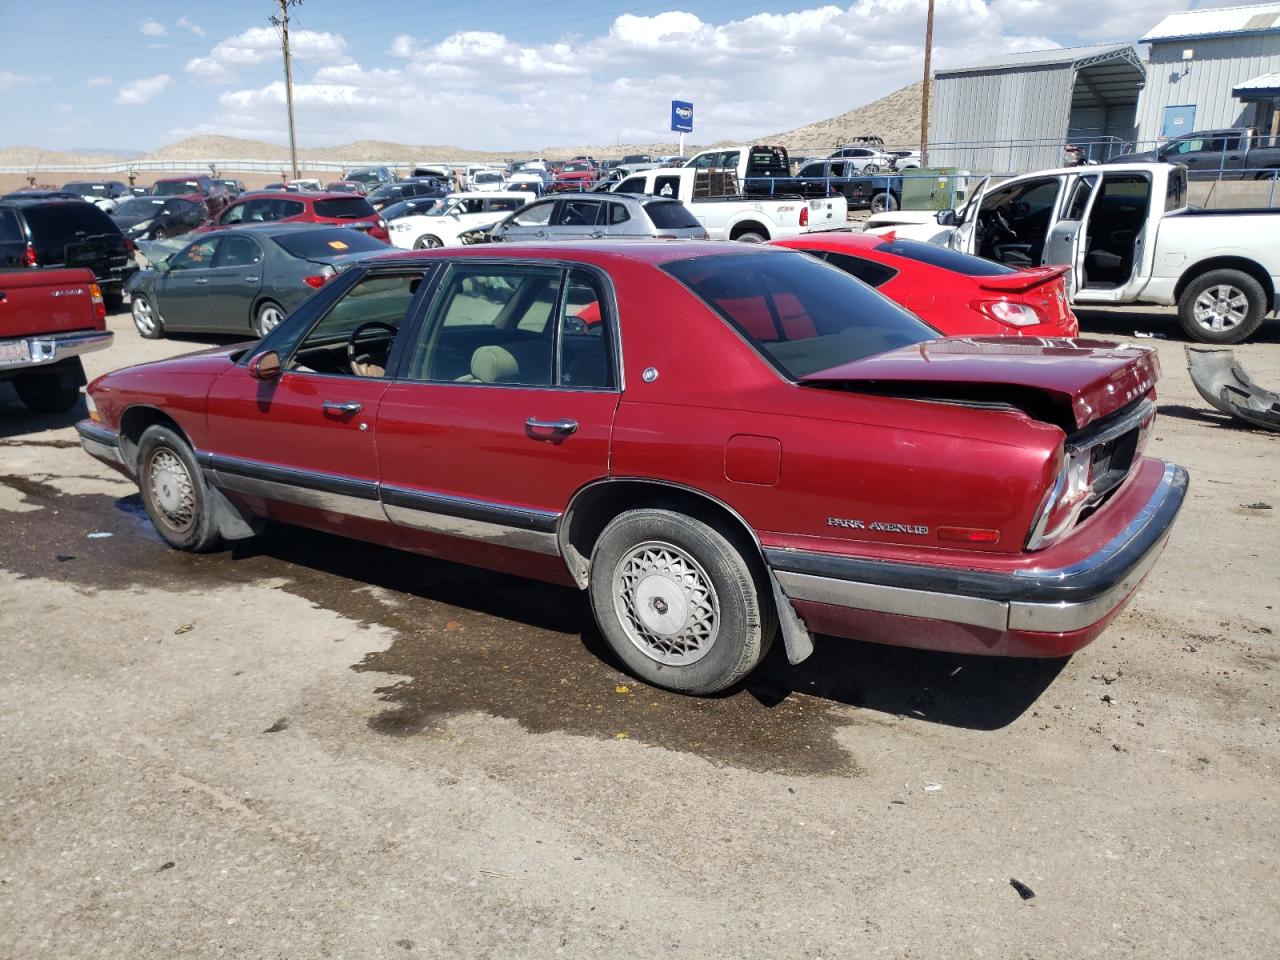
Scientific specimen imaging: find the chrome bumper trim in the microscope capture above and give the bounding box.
[0,330,113,372]
[770,462,1188,635]
[75,420,127,470]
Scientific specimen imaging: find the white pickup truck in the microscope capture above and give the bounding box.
[613,167,847,242]
[864,162,1280,343]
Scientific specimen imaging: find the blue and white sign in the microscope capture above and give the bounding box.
[671,100,694,133]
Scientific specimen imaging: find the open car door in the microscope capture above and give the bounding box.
[948,176,990,253]
[1043,173,1102,299]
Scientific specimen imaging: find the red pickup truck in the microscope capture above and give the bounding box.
[1,268,112,412]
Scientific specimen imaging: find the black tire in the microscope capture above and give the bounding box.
[13,371,79,413]
[103,287,125,312]
[1177,268,1267,344]
[870,191,899,214]
[153,227,169,240]
[588,508,776,695]
[136,425,222,553]
[131,291,164,339]
[732,229,768,244]
[255,300,285,337]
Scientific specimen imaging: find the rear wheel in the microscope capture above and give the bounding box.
[13,371,79,413]
[255,300,285,337]
[136,425,222,553]
[732,228,767,244]
[414,235,443,249]
[1178,269,1267,344]
[870,191,899,214]
[131,293,164,339]
[588,509,776,695]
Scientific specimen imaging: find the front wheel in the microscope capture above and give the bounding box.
[588,509,776,695]
[136,425,223,553]
[414,235,443,249]
[1177,269,1267,344]
[131,293,164,339]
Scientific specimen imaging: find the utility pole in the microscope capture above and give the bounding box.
[271,0,302,181]
[919,0,935,167]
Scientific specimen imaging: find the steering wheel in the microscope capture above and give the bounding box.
[990,208,1016,239]
[346,321,398,376]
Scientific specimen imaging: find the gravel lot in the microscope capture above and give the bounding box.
[2,301,1277,959]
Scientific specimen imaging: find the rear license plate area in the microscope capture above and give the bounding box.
[0,340,32,364]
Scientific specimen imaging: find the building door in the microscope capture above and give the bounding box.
[1162,105,1195,139]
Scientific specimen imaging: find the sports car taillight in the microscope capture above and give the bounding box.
[975,299,1042,328]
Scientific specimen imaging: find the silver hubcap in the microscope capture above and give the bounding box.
[416,236,440,249]
[258,304,283,334]
[612,541,719,666]
[132,297,155,335]
[1193,284,1248,332]
[148,449,195,533]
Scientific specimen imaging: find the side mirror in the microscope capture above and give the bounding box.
[936,209,957,227]
[154,258,171,273]
[249,350,282,380]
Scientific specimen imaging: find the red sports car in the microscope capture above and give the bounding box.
[77,242,1185,695]
[774,232,1079,337]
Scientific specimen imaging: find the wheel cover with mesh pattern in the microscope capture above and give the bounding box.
[611,541,720,666]
[147,448,196,534]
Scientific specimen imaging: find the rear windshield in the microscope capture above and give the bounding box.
[22,203,121,254]
[154,180,201,196]
[312,197,377,219]
[644,201,700,229]
[873,238,1017,277]
[662,251,935,379]
[272,228,388,259]
[115,197,169,217]
[63,182,111,197]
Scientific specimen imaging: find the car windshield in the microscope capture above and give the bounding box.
[874,238,1018,277]
[313,197,377,219]
[115,198,169,217]
[475,173,502,183]
[64,183,110,197]
[154,180,201,196]
[271,228,389,259]
[662,251,936,379]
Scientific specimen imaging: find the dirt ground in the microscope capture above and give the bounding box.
[1,300,1277,959]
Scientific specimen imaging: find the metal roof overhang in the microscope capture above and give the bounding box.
[1071,48,1147,109]
[1234,73,1280,100]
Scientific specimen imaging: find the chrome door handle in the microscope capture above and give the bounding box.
[535,230,548,239]
[194,278,208,284]
[589,231,604,239]
[322,400,362,414]
[244,276,259,282]
[526,417,578,435]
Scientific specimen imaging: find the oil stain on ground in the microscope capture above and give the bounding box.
[1,478,1063,775]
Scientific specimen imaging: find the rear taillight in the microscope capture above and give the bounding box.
[89,283,106,322]
[123,236,137,255]
[799,206,809,227]
[303,265,336,289]
[23,243,37,267]
[975,299,1042,329]
[1027,447,1093,549]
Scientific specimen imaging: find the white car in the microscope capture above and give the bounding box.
[388,192,531,249]
[469,171,507,192]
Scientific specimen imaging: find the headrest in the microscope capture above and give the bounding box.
[470,345,520,383]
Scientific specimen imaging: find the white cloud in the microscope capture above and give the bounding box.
[115,74,173,105]
[183,25,349,83]
[177,16,205,37]
[86,75,113,87]
[139,19,168,37]
[0,71,37,91]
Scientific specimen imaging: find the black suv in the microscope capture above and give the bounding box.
[366,178,449,210]
[0,199,135,306]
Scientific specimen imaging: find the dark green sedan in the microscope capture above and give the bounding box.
[125,224,389,340]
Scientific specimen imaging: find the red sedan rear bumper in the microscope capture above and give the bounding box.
[768,460,1188,658]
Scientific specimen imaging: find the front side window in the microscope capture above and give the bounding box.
[220,202,248,224]
[663,251,935,379]
[513,202,554,226]
[288,272,424,377]
[170,237,220,270]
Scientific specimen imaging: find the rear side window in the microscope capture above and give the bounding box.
[818,251,899,288]
[313,197,377,219]
[22,203,120,256]
[643,201,699,229]
[873,238,1017,277]
[663,251,935,379]
[272,228,388,259]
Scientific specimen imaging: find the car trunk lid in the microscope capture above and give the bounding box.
[799,336,1159,430]
[975,265,1075,329]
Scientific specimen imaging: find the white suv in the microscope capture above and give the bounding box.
[388,192,531,249]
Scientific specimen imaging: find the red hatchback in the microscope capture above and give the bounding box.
[198,191,389,243]
[775,232,1079,337]
[77,242,1184,696]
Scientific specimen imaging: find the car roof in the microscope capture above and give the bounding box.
[154,175,207,182]
[203,222,358,238]
[235,190,365,201]
[364,239,778,269]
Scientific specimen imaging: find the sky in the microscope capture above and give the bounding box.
[0,0,1243,152]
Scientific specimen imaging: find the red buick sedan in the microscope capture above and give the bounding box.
[78,241,1185,695]
[774,232,1079,337]
[197,190,390,243]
